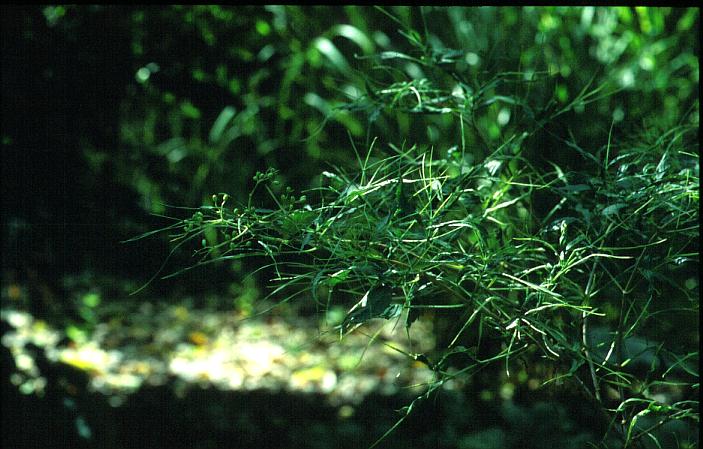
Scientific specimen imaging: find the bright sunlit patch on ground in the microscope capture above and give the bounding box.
[1,303,437,406]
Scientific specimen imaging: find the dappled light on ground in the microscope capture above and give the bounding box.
[1,300,437,407]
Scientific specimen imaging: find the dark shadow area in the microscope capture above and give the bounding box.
[2,330,605,449]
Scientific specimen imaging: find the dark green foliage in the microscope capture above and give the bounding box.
[139,7,699,449]
[3,5,698,449]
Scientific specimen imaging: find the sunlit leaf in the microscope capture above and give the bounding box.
[342,285,396,331]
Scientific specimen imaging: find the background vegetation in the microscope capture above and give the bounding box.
[1,6,699,449]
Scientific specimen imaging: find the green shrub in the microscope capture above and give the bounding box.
[137,7,699,448]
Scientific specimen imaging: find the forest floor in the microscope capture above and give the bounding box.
[2,275,695,449]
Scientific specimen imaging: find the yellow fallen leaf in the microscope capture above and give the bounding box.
[188,331,209,346]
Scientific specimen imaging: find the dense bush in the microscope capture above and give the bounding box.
[3,6,697,284]
[2,5,698,448]
[135,6,699,449]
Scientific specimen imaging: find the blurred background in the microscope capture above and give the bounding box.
[1,6,698,448]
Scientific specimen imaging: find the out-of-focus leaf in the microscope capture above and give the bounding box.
[180,101,201,119]
[330,24,374,55]
[209,106,237,144]
[313,37,350,72]
[82,292,101,308]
